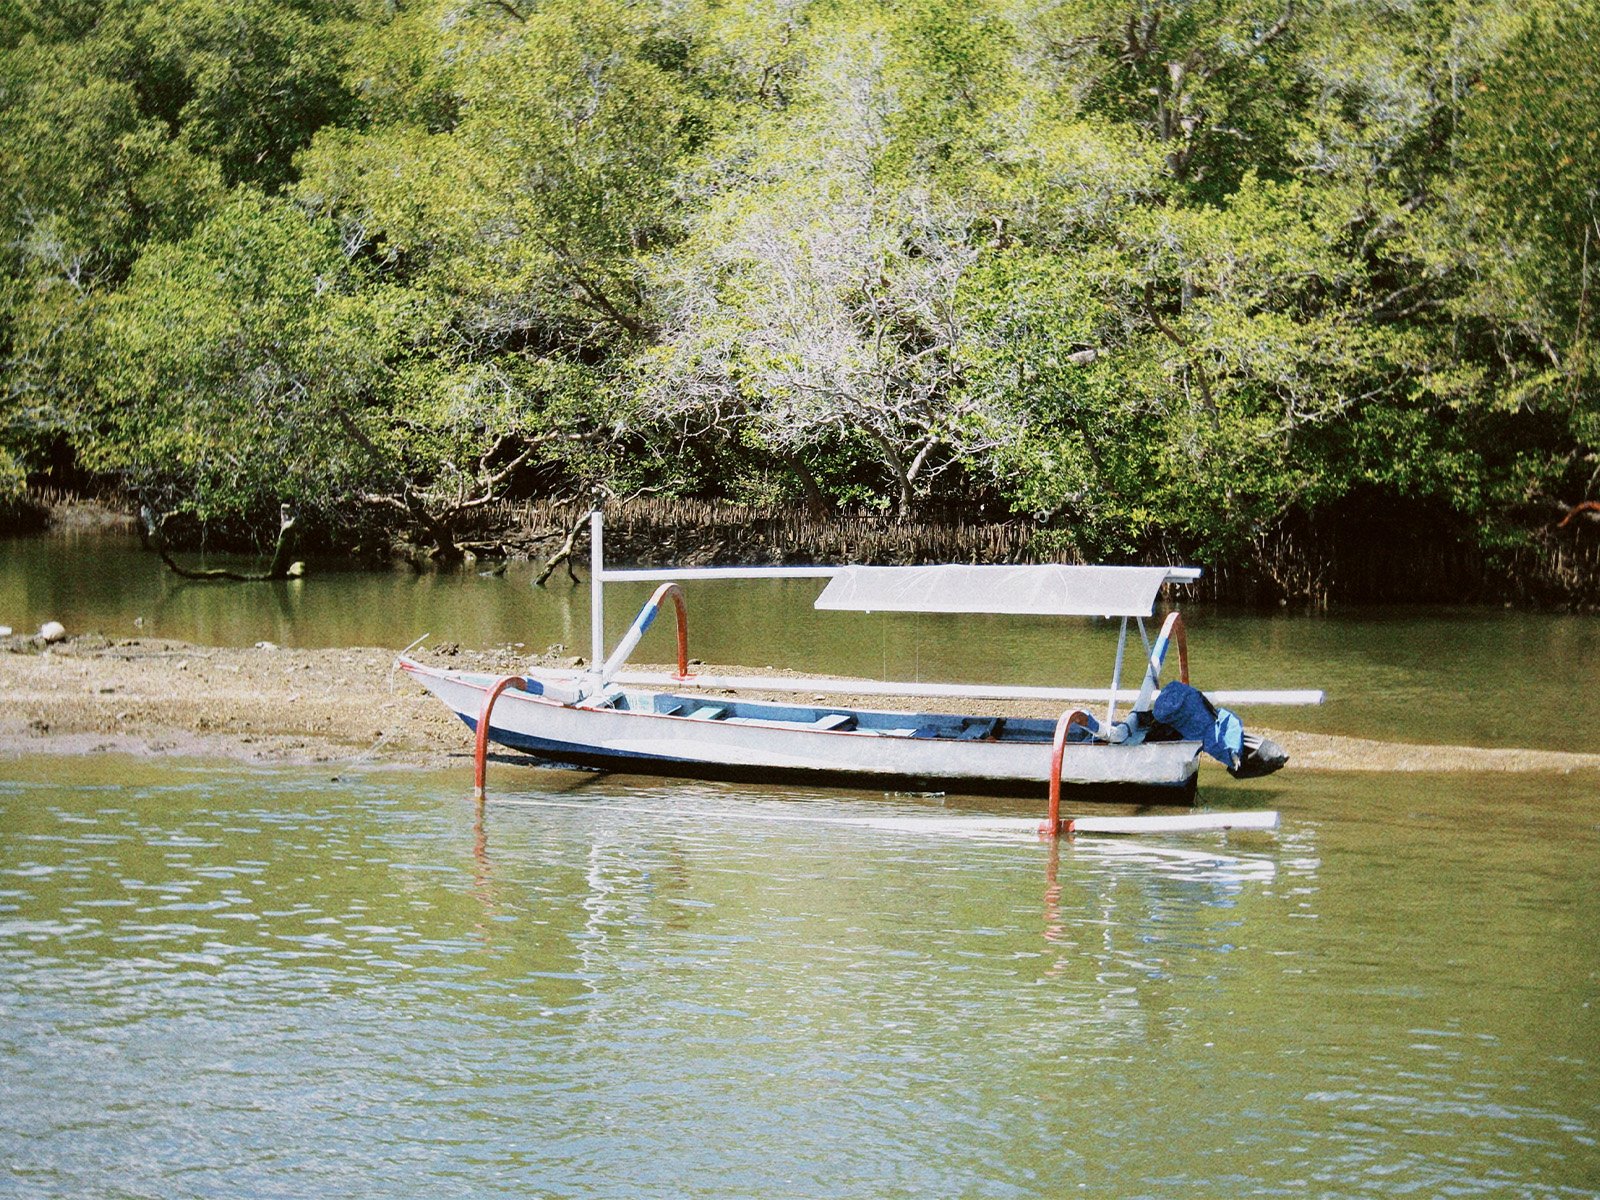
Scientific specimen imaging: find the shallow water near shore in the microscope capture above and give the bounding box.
[2,757,1597,1198]
[3,529,1600,753]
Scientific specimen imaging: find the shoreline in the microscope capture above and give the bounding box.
[4,636,1599,778]
[9,495,1599,611]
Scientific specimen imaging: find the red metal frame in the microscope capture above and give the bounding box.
[649,582,691,680]
[473,675,527,801]
[1039,709,1094,837]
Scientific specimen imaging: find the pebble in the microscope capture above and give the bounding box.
[255,641,278,651]
[0,625,11,637]
[39,621,66,643]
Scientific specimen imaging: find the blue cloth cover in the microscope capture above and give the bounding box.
[1152,681,1243,769]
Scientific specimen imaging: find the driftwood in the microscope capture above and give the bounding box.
[142,504,304,581]
[533,507,588,586]
[532,486,668,586]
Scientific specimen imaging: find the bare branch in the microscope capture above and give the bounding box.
[534,507,591,587]
[482,0,527,21]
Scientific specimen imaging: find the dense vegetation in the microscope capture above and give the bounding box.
[2,0,1596,590]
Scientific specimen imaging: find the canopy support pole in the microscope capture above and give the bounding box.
[1105,617,1129,729]
[588,510,604,676]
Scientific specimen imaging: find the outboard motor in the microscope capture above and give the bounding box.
[1152,681,1288,779]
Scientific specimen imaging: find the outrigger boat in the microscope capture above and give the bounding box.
[401,513,1321,806]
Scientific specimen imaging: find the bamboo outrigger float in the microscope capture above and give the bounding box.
[401,512,1321,832]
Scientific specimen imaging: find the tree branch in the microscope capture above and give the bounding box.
[1143,283,1219,416]
[534,507,590,587]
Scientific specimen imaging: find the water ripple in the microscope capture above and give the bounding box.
[0,766,1595,1198]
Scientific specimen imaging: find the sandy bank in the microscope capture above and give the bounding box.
[3,636,1598,778]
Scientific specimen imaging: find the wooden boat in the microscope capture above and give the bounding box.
[401,513,1320,805]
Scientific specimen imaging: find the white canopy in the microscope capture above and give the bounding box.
[813,564,1199,619]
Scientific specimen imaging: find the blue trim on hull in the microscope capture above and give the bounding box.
[458,715,1199,802]
[460,713,694,767]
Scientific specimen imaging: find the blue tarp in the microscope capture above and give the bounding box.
[1153,681,1243,770]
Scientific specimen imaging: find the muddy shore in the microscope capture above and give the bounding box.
[4,635,1599,779]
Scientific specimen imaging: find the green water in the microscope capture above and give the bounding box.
[3,531,1599,752]
[3,531,1599,1195]
[2,758,1596,1198]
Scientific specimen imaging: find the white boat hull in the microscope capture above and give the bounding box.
[401,660,1202,797]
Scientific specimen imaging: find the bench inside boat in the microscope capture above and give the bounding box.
[589,690,1099,743]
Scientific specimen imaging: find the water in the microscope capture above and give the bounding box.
[2,760,1596,1197]
[3,528,1599,1194]
[3,531,1599,752]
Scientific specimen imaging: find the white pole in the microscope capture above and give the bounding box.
[1064,810,1279,835]
[588,509,604,674]
[597,566,840,582]
[600,670,1323,707]
[1105,617,1129,728]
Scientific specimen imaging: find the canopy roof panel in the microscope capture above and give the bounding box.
[813,564,1197,618]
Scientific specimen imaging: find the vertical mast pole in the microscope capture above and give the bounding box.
[589,509,605,675]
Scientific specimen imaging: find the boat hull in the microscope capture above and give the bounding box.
[402,660,1202,800]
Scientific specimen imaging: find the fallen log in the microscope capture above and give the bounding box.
[143,504,304,582]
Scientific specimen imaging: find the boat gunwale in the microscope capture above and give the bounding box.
[398,657,1206,760]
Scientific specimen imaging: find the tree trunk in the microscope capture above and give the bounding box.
[402,492,463,564]
[860,428,916,515]
[779,452,830,519]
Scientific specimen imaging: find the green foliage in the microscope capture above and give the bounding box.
[455,0,705,343]
[1043,0,1308,199]
[886,0,1015,182]
[2,0,1595,584]
[85,190,403,532]
[131,0,358,193]
[0,444,24,507]
[1453,0,1600,509]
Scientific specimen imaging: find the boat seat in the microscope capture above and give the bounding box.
[909,717,1000,740]
[812,713,857,731]
[687,705,728,721]
[655,698,687,716]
